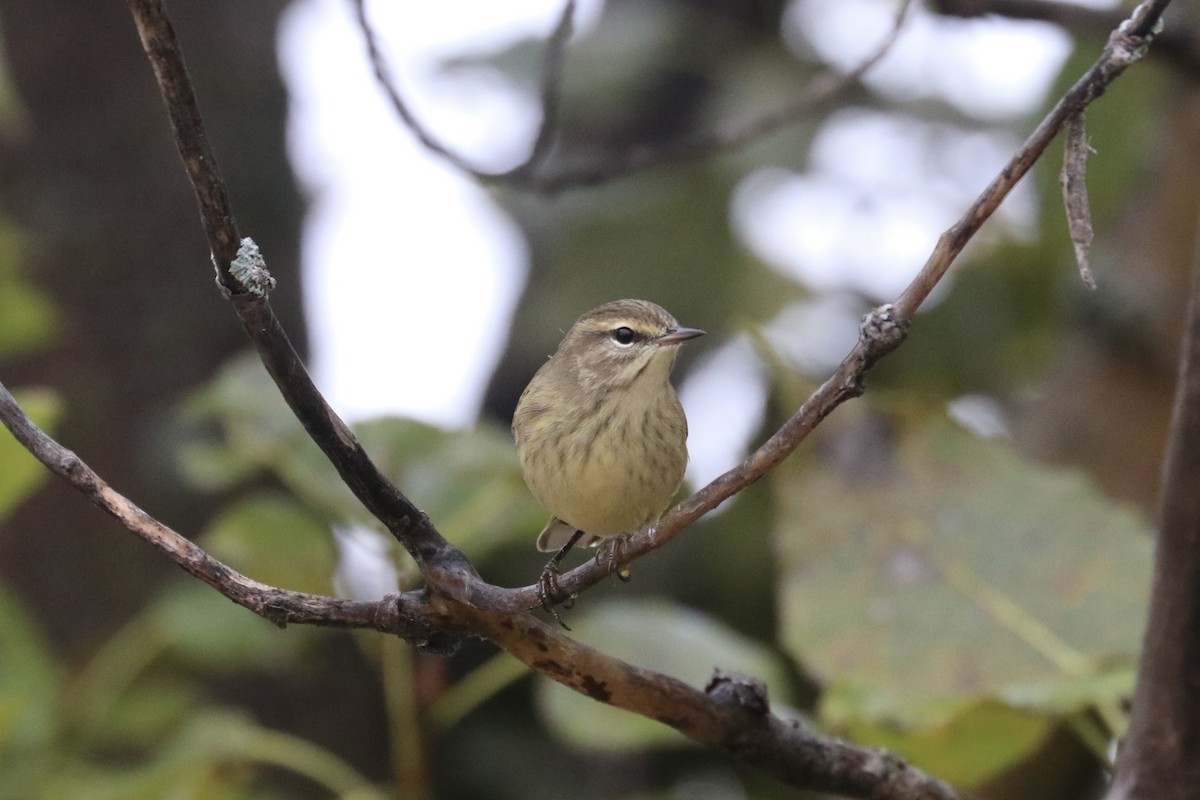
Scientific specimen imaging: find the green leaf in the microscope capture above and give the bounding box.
[838,699,1057,788]
[537,598,795,751]
[201,492,334,595]
[353,416,544,557]
[90,678,199,751]
[183,353,545,560]
[33,708,384,800]
[150,581,308,673]
[0,584,60,762]
[773,413,1150,782]
[0,229,59,361]
[0,388,62,523]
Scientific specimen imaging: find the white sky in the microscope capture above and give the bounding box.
[277,0,1109,486]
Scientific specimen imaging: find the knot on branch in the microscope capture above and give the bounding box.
[375,592,402,631]
[421,541,482,603]
[375,592,465,655]
[258,595,292,628]
[705,669,770,717]
[1111,2,1165,66]
[414,629,464,656]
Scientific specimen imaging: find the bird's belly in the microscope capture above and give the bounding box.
[524,408,687,537]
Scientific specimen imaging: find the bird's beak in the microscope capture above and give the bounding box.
[657,326,705,345]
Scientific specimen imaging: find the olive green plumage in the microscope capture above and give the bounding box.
[512,299,704,552]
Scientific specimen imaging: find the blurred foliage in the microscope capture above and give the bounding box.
[775,412,1147,786]
[0,223,58,362]
[0,548,388,799]
[0,0,1189,798]
[179,353,545,567]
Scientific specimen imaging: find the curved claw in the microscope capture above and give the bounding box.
[596,534,634,581]
[537,561,574,630]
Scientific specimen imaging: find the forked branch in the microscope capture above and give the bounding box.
[351,0,916,193]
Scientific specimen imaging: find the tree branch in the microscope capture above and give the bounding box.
[1060,112,1097,290]
[463,606,959,799]
[352,0,916,194]
[0,375,956,799]
[0,380,440,639]
[127,0,458,575]
[348,0,575,182]
[1106,194,1200,799]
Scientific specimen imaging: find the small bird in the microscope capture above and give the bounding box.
[512,299,704,610]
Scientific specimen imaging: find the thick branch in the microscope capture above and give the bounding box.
[0,376,955,799]
[126,0,457,573]
[125,0,242,291]
[0,380,436,637]
[1107,203,1200,799]
[465,606,959,799]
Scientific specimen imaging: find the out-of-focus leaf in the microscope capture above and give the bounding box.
[537,598,794,751]
[33,709,385,800]
[201,492,334,595]
[150,581,308,672]
[354,416,544,557]
[0,387,62,523]
[999,665,1135,716]
[840,699,1056,788]
[33,757,249,800]
[174,710,386,799]
[92,678,200,750]
[178,353,326,495]
[774,413,1150,781]
[175,440,263,494]
[183,353,545,560]
[0,584,59,764]
[0,231,58,360]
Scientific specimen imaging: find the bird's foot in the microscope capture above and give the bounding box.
[537,560,576,630]
[596,534,633,581]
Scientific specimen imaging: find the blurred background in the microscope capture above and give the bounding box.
[0,0,1193,797]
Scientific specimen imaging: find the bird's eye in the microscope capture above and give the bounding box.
[611,326,635,346]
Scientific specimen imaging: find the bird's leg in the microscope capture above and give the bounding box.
[596,534,633,582]
[538,529,585,628]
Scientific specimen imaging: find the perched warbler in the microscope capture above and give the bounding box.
[512,299,704,599]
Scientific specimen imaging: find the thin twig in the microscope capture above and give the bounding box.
[0,380,417,635]
[1060,113,1097,289]
[349,0,575,181]
[126,0,243,291]
[521,0,916,193]
[352,0,915,193]
[932,0,1198,77]
[506,0,574,179]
